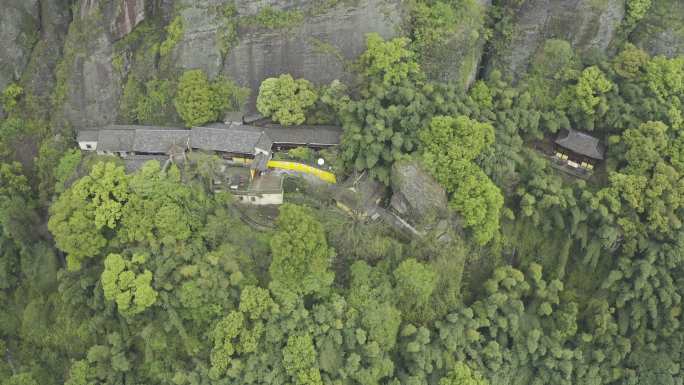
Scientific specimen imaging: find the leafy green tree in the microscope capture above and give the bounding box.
[53,149,81,194]
[174,70,248,127]
[573,66,613,116]
[135,78,175,125]
[339,33,427,183]
[613,44,650,79]
[118,162,203,251]
[450,163,504,245]
[48,162,128,270]
[420,115,502,244]
[439,362,489,385]
[393,258,437,321]
[174,69,216,127]
[269,204,334,297]
[626,0,653,25]
[101,253,158,317]
[256,74,318,126]
[283,334,323,385]
[212,75,250,114]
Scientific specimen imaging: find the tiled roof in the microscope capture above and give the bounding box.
[133,129,190,154]
[207,122,342,146]
[555,129,605,160]
[190,126,264,155]
[98,129,136,152]
[77,130,99,142]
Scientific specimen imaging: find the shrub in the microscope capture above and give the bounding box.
[1,83,23,113]
[174,70,250,127]
[174,70,216,127]
[160,16,184,57]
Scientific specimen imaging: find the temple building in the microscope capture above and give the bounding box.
[553,129,605,176]
[76,121,343,205]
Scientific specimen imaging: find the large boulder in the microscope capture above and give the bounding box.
[631,0,684,57]
[488,0,625,80]
[390,160,448,224]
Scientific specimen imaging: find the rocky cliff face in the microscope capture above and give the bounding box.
[631,0,684,57]
[4,0,684,129]
[488,0,625,79]
[223,0,401,105]
[0,0,40,116]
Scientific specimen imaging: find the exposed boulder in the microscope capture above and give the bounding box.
[390,159,448,225]
[631,0,684,57]
[488,0,625,80]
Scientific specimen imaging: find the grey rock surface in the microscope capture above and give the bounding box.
[0,0,40,115]
[490,0,625,79]
[423,0,491,88]
[61,2,123,128]
[172,0,225,78]
[631,0,684,57]
[223,0,402,110]
[20,0,72,118]
[390,159,448,224]
[111,0,147,40]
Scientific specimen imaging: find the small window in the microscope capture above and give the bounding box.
[251,197,256,202]
[85,144,92,149]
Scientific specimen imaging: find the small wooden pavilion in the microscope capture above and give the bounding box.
[554,129,605,172]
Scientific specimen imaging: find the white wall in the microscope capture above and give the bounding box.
[79,141,97,151]
[237,193,283,205]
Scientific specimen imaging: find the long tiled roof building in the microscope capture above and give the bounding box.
[77,121,343,172]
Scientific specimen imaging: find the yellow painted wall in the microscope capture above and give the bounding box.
[267,160,337,183]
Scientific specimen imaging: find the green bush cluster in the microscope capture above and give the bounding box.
[120,76,176,125]
[244,6,304,30]
[159,16,184,57]
[256,74,318,126]
[1,83,23,113]
[175,69,249,127]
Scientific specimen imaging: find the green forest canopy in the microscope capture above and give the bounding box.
[1,1,684,384]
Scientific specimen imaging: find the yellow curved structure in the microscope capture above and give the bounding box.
[267,160,337,183]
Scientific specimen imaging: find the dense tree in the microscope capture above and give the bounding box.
[338,33,428,183]
[393,258,437,322]
[256,74,318,126]
[7,4,684,385]
[48,161,128,270]
[101,253,158,317]
[420,115,502,244]
[174,70,248,127]
[269,204,334,298]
